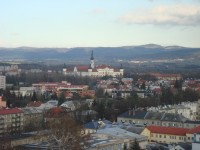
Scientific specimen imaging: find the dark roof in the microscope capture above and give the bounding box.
[145,111,164,120]
[118,110,147,119]
[84,121,98,129]
[184,120,200,124]
[161,113,187,122]
[176,143,192,150]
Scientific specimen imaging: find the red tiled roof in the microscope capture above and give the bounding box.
[0,108,23,115]
[153,88,161,93]
[28,101,43,107]
[96,64,113,69]
[146,126,189,136]
[187,125,200,134]
[76,65,88,71]
[45,107,65,117]
[50,107,64,114]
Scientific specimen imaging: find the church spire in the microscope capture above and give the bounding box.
[90,50,95,69]
[120,64,123,69]
[91,50,94,60]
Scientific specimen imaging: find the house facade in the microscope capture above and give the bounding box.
[141,126,188,144]
[117,110,200,129]
[0,75,6,90]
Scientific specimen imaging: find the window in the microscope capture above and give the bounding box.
[188,137,190,140]
[164,135,166,138]
[159,135,162,138]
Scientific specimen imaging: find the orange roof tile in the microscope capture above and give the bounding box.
[146,126,189,136]
[28,101,43,107]
[187,125,200,134]
[96,64,113,69]
[0,108,23,115]
[76,65,88,71]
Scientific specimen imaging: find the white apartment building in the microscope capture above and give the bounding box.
[181,100,200,121]
[0,75,6,90]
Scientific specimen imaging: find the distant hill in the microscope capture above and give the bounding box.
[0,44,200,63]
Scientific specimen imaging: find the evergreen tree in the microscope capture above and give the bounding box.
[31,91,38,101]
[123,144,128,150]
[129,139,141,150]
[141,82,146,90]
[58,92,66,106]
[96,101,105,119]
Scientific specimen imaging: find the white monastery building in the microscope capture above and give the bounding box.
[63,51,124,77]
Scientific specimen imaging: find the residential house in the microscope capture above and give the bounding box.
[0,96,6,108]
[192,132,200,150]
[117,109,147,125]
[186,125,200,143]
[117,110,189,128]
[141,126,189,144]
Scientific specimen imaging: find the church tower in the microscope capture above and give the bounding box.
[90,50,95,69]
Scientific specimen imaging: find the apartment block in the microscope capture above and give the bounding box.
[0,75,6,90]
[0,108,24,136]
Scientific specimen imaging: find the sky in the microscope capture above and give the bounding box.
[0,0,200,48]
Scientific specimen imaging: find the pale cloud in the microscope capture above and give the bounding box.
[90,8,106,14]
[10,32,20,36]
[119,5,200,26]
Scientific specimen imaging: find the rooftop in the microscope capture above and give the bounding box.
[187,125,200,134]
[0,108,23,115]
[146,126,189,136]
[118,110,147,119]
[161,113,188,122]
[145,111,164,120]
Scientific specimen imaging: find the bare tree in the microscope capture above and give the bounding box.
[46,113,89,150]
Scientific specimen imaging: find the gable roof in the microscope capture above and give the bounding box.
[145,111,164,120]
[96,64,113,69]
[75,66,88,72]
[187,125,200,134]
[146,126,189,136]
[161,113,188,122]
[118,110,147,119]
[184,120,200,124]
[27,101,43,107]
[0,108,23,115]
[174,143,192,150]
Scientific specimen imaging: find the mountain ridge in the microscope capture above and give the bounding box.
[0,44,199,63]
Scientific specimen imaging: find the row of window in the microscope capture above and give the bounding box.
[152,134,186,141]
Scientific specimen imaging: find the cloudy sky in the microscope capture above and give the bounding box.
[0,0,200,48]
